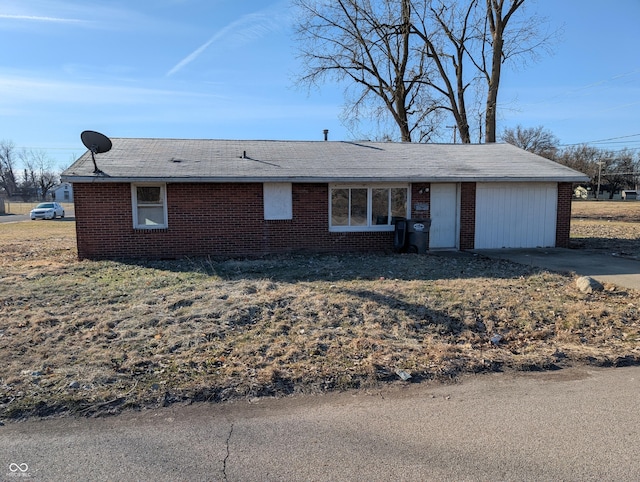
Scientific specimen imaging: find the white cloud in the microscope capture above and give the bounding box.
[0,14,87,24]
[0,71,224,107]
[0,1,175,32]
[167,2,291,77]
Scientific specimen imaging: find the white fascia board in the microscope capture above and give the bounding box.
[61,175,590,184]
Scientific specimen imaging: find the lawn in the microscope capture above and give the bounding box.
[570,200,640,258]
[2,201,74,216]
[1,201,639,420]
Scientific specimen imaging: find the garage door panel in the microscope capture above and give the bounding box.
[475,183,557,249]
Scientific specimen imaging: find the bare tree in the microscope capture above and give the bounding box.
[500,125,558,158]
[410,1,477,143]
[480,0,525,142]
[601,149,638,198]
[294,0,442,142]
[21,150,59,201]
[554,144,603,195]
[554,145,600,177]
[554,145,640,198]
[413,0,553,142]
[0,140,19,198]
[293,0,553,143]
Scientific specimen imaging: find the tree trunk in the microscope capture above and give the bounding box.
[484,35,502,143]
[398,0,412,142]
[484,0,524,143]
[485,0,504,144]
[397,99,412,142]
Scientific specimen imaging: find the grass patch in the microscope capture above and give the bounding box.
[2,201,74,216]
[1,203,640,419]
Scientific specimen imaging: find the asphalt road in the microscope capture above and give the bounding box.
[0,213,29,223]
[0,212,75,224]
[2,366,639,481]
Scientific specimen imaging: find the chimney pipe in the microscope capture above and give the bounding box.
[323,129,329,141]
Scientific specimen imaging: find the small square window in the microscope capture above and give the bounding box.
[132,184,167,229]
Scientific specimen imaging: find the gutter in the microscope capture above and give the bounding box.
[61,175,591,184]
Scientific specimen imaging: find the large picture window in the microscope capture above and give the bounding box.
[329,184,409,231]
[132,184,167,229]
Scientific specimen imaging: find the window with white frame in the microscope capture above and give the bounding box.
[329,184,409,231]
[132,184,167,229]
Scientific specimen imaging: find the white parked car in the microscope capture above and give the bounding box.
[30,202,65,220]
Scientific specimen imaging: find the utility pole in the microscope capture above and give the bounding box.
[446,125,457,144]
[596,160,603,200]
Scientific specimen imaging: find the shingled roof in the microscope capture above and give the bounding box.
[62,138,589,183]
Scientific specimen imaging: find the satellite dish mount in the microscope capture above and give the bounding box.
[81,130,112,174]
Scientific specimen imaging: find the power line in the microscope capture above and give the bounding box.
[560,133,640,147]
[16,146,78,151]
[517,69,640,108]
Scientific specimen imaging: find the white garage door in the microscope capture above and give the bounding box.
[475,183,557,249]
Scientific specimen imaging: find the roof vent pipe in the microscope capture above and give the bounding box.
[323,129,329,141]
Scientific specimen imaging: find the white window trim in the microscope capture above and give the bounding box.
[329,183,410,232]
[131,183,168,229]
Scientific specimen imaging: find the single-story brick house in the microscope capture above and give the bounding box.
[61,138,588,260]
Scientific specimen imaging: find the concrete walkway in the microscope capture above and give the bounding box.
[475,248,640,290]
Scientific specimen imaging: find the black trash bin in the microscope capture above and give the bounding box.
[393,219,408,252]
[406,219,431,254]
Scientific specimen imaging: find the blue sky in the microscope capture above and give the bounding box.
[0,0,638,170]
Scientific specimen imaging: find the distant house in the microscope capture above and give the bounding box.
[50,182,73,203]
[61,139,588,260]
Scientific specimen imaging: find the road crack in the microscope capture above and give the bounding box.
[223,422,234,481]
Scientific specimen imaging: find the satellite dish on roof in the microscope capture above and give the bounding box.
[81,130,112,174]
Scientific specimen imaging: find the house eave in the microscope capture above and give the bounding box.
[61,175,590,184]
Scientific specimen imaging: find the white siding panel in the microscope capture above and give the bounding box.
[475,183,557,249]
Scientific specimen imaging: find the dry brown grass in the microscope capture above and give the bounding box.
[1,203,639,420]
[571,201,640,258]
[571,199,640,222]
[2,201,74,216]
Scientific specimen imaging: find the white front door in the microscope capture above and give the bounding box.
[429,183,459,249]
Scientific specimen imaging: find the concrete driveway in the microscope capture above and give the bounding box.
[475,248,640,291]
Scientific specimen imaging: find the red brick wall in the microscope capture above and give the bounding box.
[73,180,569,258]
[73,183,396,259]
[459,182,476,250]
[555,182,573,248]
[410,183,430,219]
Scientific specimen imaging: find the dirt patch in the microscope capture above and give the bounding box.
[1,204,639,420]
